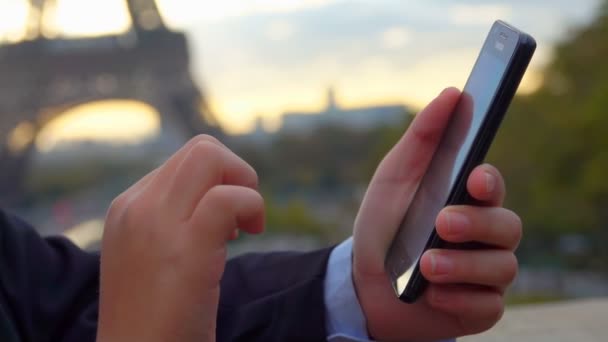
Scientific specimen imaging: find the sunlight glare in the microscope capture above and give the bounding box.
[0,0,29,42]
[8,121,36,153]
[47,0,131,37]
[157,1,238,25]
[36,100,160,153]
[63,219,104,249]
[518,69,544,95]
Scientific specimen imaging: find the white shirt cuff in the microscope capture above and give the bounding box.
[324,237,374,341]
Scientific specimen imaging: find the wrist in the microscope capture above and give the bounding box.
[352,260,405,341]
[352,266,377,340]
[350,249,377,340]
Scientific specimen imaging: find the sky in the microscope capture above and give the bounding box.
[0,0,602,142]
[169,0,602,133]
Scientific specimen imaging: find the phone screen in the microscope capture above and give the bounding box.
[386,23,520,296]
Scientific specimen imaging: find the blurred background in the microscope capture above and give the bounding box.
[0,0,607,327]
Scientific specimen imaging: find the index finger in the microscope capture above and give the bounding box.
[376,87,462,184]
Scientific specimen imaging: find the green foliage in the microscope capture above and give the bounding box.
[488,2,608,269]
[25,158,154,205]
[264,195,333,238]
[233,119,410,242]
[235,117,411,196]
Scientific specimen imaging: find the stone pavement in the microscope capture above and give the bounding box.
[461,298,608,342]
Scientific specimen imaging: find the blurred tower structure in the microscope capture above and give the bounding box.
[0,0,222,205]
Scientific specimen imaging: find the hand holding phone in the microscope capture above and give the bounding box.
[385,20,536,302]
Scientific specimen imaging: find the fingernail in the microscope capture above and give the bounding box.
[485,171,496,193]
[430,253,453,275]
[446,211,469,235]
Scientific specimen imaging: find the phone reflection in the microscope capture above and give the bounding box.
[387,92,474,295]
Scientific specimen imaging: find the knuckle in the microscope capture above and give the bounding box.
[108,193,127,218]
[500,253,519,284]
[106,195,127,228]
[250,164,259,180]
[190,139,224,160]
[122,197,153,230]
[246,164,259,188]
[510,211,524,244]
[185,141,225,179]
[513,213,524,241]
[121,201,138,228]
[191,134,222,147]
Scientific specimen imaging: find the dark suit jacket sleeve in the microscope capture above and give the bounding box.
[0,209,100,342]
[0,208,334,342]
[217,247,334,342]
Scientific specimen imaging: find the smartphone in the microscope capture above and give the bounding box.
[384,20,536,303]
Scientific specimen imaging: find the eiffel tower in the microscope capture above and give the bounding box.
[0,0,223,206]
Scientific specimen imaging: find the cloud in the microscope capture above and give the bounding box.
[336,48,481,109]
[0,0,29,41]
[449,4,513,26]
[381,27,411,50]
[266,19,297,41]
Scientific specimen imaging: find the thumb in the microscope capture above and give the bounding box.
[353,87,461,276]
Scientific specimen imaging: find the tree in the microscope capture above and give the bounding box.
[488,1,608,270]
